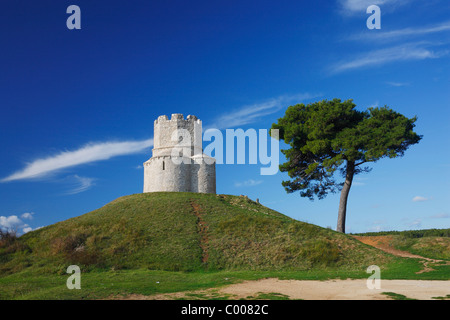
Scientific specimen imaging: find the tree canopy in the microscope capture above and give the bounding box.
[271,98,422,233]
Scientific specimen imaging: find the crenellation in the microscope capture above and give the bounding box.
[156,115,169,123]
[171,113,184,120]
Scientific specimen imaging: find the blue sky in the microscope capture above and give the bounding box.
[1,0,449,234]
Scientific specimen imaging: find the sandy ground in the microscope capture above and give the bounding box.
[115,278,449,300]
[218,278,450,300]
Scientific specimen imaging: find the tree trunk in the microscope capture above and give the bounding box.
[336,160,355,233]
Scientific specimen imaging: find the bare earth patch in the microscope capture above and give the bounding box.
[218,278,450,300]
[108,278,450,300]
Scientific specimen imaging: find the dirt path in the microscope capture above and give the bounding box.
[352,235,448,274]
[352,236,423,259]
[190,201,209,263]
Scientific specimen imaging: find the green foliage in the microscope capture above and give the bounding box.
[432,294,450,300]
[382,292,417,300]
[271,98,422,200]
[246,292,292,300]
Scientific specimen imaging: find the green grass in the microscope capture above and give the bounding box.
[382,292,417,300]
[432,294,450,300]
[246,292,292,300]
[0,192,448,300]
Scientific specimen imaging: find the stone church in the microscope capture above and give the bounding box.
[143,114,216,194]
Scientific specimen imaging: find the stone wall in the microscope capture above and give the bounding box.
[143,114,216,194]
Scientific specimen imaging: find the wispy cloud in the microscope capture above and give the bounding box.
[234,179,263,187]
[412,195,431,202]
[64,175,96,195]
[328,42,447,74]
[338,0,412,15]
[368,101,379,109]
[386,81,410,87]
[206,93,320,130]
[429,213,450,219]
[406,218,422,228]
[1,138,153,182]
[353,176,368,186]
[347,21,450,41]
[366,219,388,232]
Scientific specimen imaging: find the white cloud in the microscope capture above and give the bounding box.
[206,93,320,130]
[329,42,447,74]
[0,215,23,230]
[1,138,153,182]
[22,227,33,234]
[348,21,450,41]
[0,213,38,234]
[412,196,430,202]
[20,212,34,220]
[338,0,411,15]
[234,179,263,187]
[368,224,384,232]
[339,0,384,13]
[64,175,96,195]
[406,218,422,228]
[386,81,410,87]
[366,219,388,232]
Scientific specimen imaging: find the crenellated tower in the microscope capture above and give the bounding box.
[143,114,216,194]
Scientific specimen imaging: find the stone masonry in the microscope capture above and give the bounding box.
[143,114,216,194]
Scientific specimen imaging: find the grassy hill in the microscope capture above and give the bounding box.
[2,192,449,299]
[1,192,392,275]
